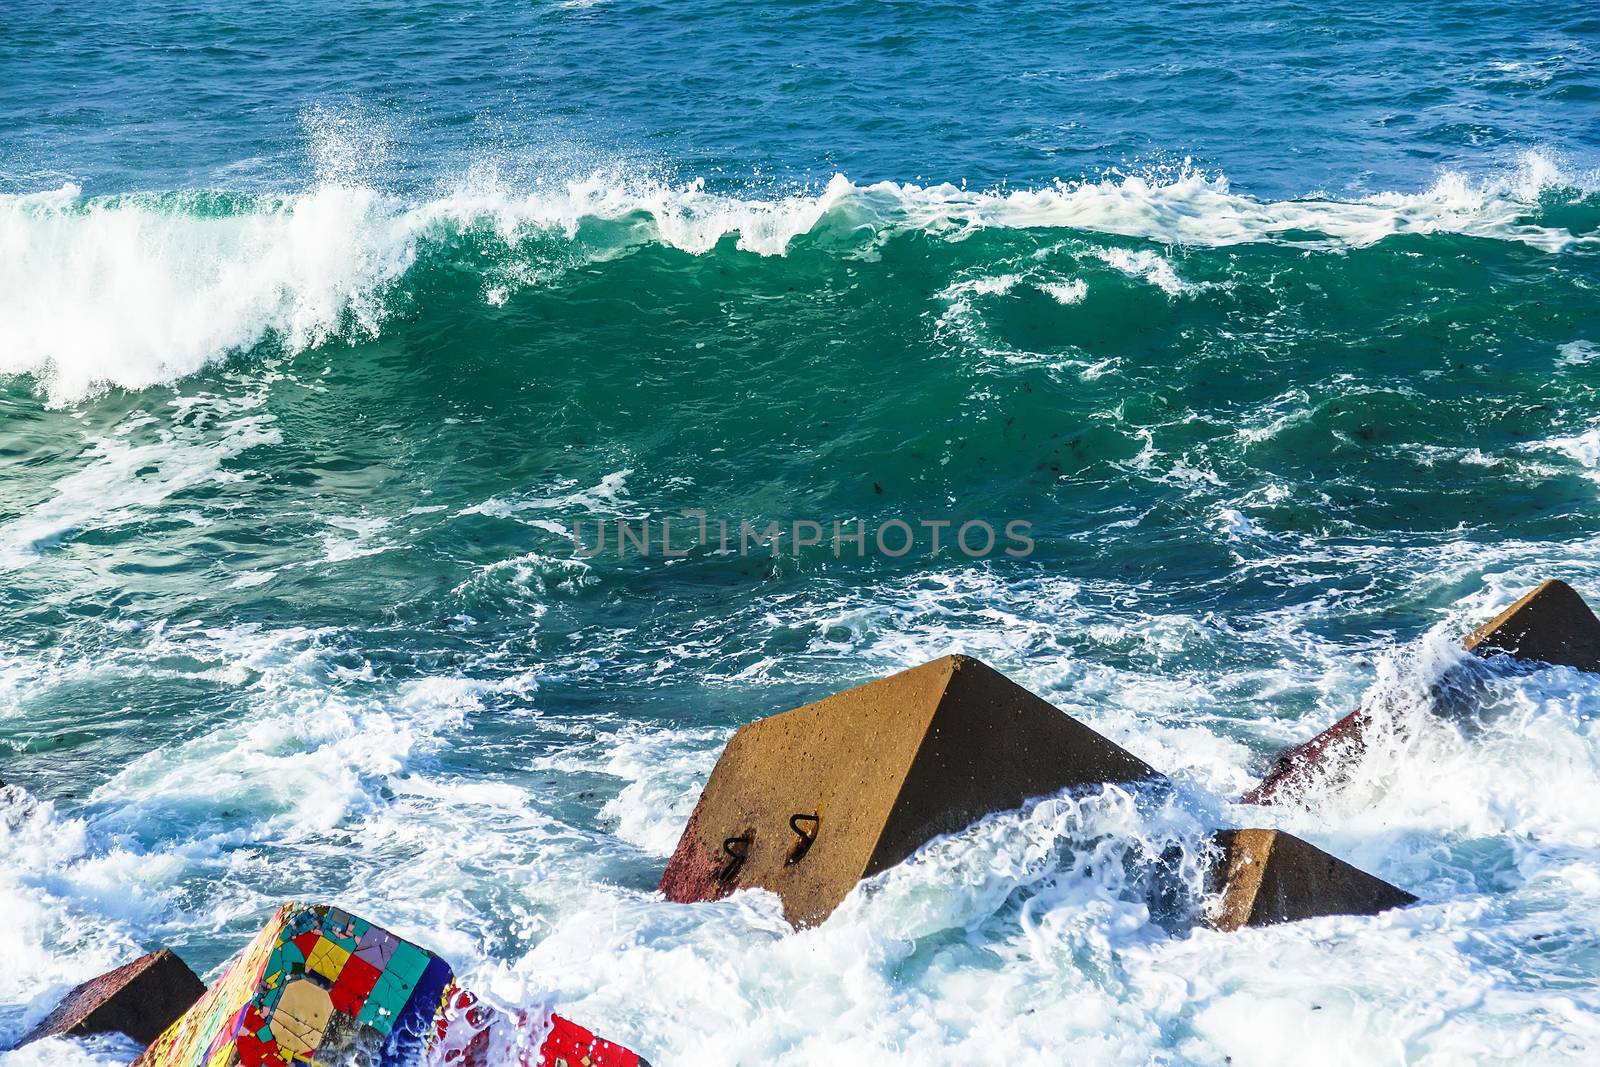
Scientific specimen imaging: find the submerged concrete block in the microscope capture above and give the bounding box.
[20,949,205,1047]
[1243,580,1600,804]
[1239,708,1368,806]
[134,903,647,1067]
[659,654,1159,926]
[1207,829,1417,931]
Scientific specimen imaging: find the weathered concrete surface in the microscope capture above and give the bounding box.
[659,654,1159,926]
[1207,829,1417,931]
[20,949,205,1047]
[1462,579,1600,668]
[1243,580,1600,804]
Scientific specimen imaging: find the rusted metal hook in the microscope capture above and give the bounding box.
[787,813,819,865]
[718,833,751,883]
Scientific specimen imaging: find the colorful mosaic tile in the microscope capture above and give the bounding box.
[135,903,647,1067]
[428,983,644,1067]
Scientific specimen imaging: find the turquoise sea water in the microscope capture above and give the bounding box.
[3,2,1600,1064]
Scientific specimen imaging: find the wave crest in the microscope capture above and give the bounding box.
[1,155,1593,404]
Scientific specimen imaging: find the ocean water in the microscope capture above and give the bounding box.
[3,1,1600,1063]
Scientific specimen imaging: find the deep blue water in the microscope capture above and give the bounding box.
[4,1,1598,198]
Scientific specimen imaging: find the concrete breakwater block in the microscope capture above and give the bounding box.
[1462,578,1600,668]
[1243,580,1600,804]
[658,654,1159,926]
[133,903,647,1067]
[1239,707,1367,806]
[1207,829,1418,932]
[19,948,205,1047]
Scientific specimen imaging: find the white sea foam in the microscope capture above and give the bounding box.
[0,152,1591,403]
[0,1034,143,1067]
[1092,248,1199,297]
[7,573,1600,1062]
[1540,427,1600,470]
[0,184,412,405]
[464,469,634,520]
[0,784,152,1036]
[1558,340,1598,367]
[0,619,557,1053]
[318,515,395,563]
[1037,277,1088,304]
[1214,507,1266,542]
[0,394,280,570]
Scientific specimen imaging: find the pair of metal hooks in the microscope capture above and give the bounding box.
[717,812,819,883]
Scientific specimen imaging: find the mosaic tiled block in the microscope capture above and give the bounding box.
[137,904,648,1067]
[533,1014,645,1067]
[428,983,646,1067]
[136,904,457,1067]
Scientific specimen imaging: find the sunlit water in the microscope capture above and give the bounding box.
[3,2,1600,1064]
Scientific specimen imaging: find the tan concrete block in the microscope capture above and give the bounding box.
[1462,579,1600,669]
[1208,829,1417,931]
[659,655,1158,926]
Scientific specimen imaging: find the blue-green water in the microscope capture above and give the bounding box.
[3,2,1600,1064]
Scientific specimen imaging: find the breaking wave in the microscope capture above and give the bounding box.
[2,154,1595,404]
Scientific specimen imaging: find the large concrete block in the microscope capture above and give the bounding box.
[1243,580,1600,804]
[135,903,647,1067]
[1462,578,1600,668]
[659,654,1159,926]
[20,948,205,1047]
[1207,829,1417,931]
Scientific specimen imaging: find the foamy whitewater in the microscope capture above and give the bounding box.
[4,1,1600,1064]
